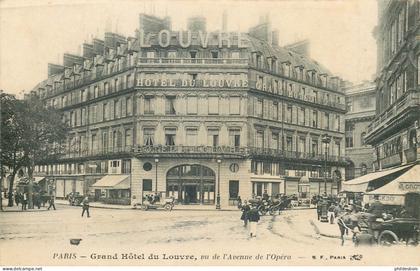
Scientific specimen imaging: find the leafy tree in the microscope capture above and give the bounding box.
[1,92,67,208]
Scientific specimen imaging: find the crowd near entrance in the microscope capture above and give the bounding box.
[166,164,216,205]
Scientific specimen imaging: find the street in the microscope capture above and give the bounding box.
[1,205,419,266]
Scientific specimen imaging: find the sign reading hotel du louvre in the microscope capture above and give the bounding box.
[136,73,249,88]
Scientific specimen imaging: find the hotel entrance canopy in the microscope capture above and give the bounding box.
[341,164,413,193]
[91,175,130,189]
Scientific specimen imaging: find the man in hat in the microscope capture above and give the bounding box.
[247,205,260,238]
[367,195,384,221]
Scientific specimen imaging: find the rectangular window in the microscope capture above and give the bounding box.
[229,96,240,115]
[104,82,109,95]
[144,128,155,146]
[208,129,219,147]
[165,129,176,146]
[229,180,239,199]
[345,123,354,148]
[124,129,132,148]
[114,99,120,119]
[103,103,108,120]
[312,110,318,127]
[256,131,264,148]
[335,115,340,131]
[143,179,153,191]
[165,96,176,115]
[211,51,219,58]
[299,107,305,126]
[186,129,198,146]
[91,134,97,153]
[229,129,241,147]
[324,112,330,130]
[102,131,108,152]
[208,96,219,115]
[190,51,197,58]
[311,140,318,156]
[256,99,263,118]
[126,74,132,88]
[286,105,293,123]
[187,96,198,115]
[126,97,132,116]
[92,105,97,123]
[231,52,240,58]
[272,133,280,150]
[286,136,293,152]
[144,96,154,114]
[346,99,353,112]
[298,137,306,153]
[273,102,279,120]
[146,51,155,58]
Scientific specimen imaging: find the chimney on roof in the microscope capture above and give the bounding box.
[272,30,279,46]
[48,63,64,76]
[249,14,271,43]
[139,14,172,34]
[222,10,227,32]
[285,40,310,57]
[187,16,206,32]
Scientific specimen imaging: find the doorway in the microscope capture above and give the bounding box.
[184,185,197,204]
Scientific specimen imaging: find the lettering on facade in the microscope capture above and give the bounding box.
[398,182,420,192]
[139,30,248,48]
[135,145,247,155]
[136,73,248,88]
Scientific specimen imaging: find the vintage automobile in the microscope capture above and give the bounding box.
[66,192,84,206]
[133,193,175,211]
[355,213,420,246]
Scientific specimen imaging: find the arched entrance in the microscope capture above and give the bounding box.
[166,164,215,205]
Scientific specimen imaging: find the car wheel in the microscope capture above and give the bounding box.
[378,230,399,246]
[164,204,172,211]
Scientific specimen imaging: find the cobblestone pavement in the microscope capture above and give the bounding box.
[0,205,419,266]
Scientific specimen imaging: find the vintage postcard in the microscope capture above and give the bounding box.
[0,0,419,268]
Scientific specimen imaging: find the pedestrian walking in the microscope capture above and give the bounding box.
[21,193,28,211]
[328,203,336,224]
[248,206,260,238]
[47,195,56,210]
[81,196,90,218]
[240,200,250,227]
[14,192,20,207]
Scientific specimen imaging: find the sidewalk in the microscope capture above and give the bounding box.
[1,199,50,212]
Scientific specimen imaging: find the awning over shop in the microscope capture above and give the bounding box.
[341,164,413,193]
[368,164,420,196]
[91,175,130,189]
[33,177,46,184]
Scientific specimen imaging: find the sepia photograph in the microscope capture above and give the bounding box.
[0,0,419,268]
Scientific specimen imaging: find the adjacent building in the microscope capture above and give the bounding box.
[29,13,347,207]
[344,81,376,180]
[365,0,420,170]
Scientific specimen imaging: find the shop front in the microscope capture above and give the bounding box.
[251,175,283,198]
[91,174,131,205]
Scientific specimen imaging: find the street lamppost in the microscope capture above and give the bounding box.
[216,158,222,210]
[154,157,159,193]
[321,134,331,195]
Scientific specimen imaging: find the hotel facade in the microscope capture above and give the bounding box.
[30,14,347,207]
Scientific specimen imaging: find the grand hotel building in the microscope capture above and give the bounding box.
[30,14,347,207]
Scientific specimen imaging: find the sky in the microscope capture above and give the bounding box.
[0,0,378,97]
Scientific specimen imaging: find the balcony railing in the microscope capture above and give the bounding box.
[44,144,348,164]
[367,89,420,135]
[137,58,249,66]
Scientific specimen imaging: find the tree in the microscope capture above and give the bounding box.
[1,92,67,208]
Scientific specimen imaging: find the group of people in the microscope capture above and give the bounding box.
[12,190,56,211]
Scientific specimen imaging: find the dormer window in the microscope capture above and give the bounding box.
[211,51,219,59]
